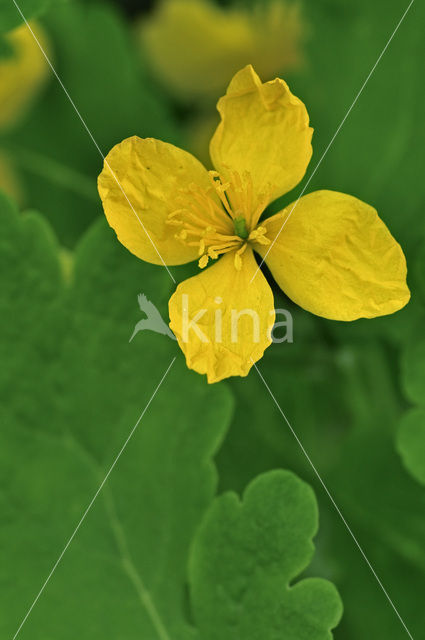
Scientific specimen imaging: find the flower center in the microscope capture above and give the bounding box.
[167,170,270,270]
[233,216,249,240]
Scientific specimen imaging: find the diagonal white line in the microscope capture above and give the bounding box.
[250,0,414,284]
[252,360,414,640]
[12,0,176,284]
[11,357,176,640]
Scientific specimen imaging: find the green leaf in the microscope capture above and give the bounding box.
[0,192,233,638]
[1,371,232,639]
[397,409,425,486]
[217,331,425,639]
[1,195,341,639]
[190,470,342,640]
[0,0,53,33]
[0,191,63,417]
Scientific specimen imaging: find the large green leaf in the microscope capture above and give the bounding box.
[191,470,342,640]
[0,189,230,638]
[0,191,63,427]
[0,193,341,639]
[2,370,232,639]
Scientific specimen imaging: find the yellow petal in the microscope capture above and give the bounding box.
[0,22,50,131]
[255,190,410,321]
[210,65,312,213]
[169,248,275,383]
[98,136,217,266]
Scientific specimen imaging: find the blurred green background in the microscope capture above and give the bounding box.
[1,0,424,638]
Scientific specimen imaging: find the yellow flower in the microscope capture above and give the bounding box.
[0,21,50,131]
[98,65,410,383]
[137,0,304,102]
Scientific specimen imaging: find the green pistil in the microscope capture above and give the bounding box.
[233,216,249,240]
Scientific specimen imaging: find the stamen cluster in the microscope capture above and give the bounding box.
[167,170,270,270]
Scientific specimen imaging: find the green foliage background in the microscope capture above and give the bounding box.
[1,0,424,638]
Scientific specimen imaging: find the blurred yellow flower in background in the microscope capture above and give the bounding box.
[98,65,409,383]
[138,0,304,102]
[0,22,50,131]
[0,21,50,202]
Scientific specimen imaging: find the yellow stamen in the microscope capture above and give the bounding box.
[249,226,271,245]
[234,242,248,271]
[167,169,270,269]
[199,254,209,268]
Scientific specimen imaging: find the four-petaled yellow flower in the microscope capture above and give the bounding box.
[98,65,410,383]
